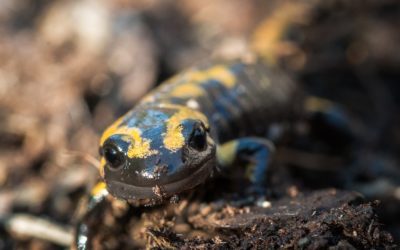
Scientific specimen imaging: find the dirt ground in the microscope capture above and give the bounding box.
[0,0,399,249]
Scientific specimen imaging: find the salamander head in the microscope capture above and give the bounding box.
[98,104,216,202]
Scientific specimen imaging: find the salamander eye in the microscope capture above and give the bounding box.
[103,144,125,170]
[189,125,207,151]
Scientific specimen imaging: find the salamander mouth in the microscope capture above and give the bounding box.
[105,158,215,201]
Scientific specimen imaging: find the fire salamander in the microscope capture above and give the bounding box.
[75,60,350,249]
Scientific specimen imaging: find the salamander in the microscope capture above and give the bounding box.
[74,60,349,249]
[100,61,302,199]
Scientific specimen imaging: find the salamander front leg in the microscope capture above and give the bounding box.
[217,137,275,195]
[74,182,109,250]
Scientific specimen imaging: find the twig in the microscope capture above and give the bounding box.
[4,214,73,247]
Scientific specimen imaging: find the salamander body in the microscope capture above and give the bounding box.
[98,61,302,201]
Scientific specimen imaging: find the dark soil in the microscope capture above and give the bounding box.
[81,189,395,249]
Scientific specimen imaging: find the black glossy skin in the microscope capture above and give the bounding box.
[98,61,301,201]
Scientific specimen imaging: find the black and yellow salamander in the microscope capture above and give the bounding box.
[74,60,350,249]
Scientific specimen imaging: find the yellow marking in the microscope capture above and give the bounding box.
[245,162,256,182]
[140,64,236,104]
[251,2,310,64]
[158,103,210,127]
[140,65,237,104]
[185,65,236,88]
[163,124,184,152]
[217,141,238,167]
[141,94,156,103]
[204,65,236,88]
[100,116,125,145]
[304,96,334,113]
[170,84,205,98]
[126,127,158,158]
[163,105,209,151]
[100,118,158,159]
[167,65,236,99]
[91,182,108,197]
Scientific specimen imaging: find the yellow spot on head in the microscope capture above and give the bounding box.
[163,123,184,152]
[100,118,158,159]
[163,105,209,152]
[126,128,158,158]
[100,116,125,145]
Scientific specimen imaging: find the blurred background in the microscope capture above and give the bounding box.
[0,0,399,248]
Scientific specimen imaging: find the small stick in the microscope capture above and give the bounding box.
[4,214,73,247]
[60,150,101,170]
